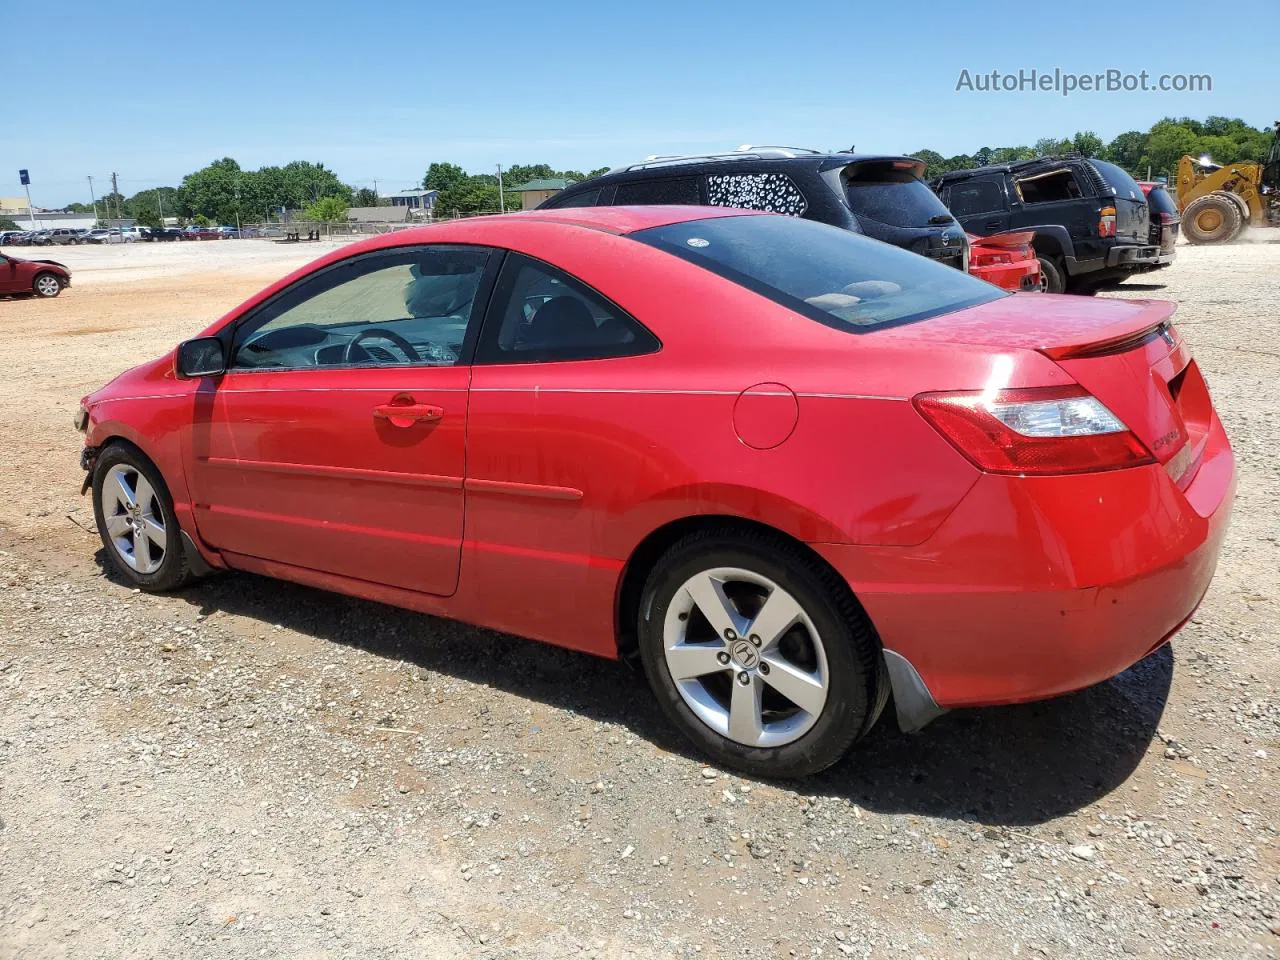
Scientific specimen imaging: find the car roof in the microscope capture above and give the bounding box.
[934,155,1092,183]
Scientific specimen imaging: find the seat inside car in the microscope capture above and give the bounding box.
[526,295,597,348]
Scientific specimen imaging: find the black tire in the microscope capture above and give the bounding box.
[32,272,63,298]
[1036,255,1066,294]
[91,444,195,592]
[636,528,883,778]
[1183,193,1242,244]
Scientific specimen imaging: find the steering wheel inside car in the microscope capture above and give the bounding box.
[343,327,422,365]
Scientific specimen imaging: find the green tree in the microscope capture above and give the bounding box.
[424,162,468,193]
[354,187,381,206]
[0,217,19,231]
[1071,131,1104,158]
[1033,137,1072,157]
[435,178,504,216]
[134,209,162,229]
[65,202,95,214]
[125,186,180,222]
[1142,121,1201,175]
[302,196,350,221]
[586,166,610,179]
[907,149,946,176]
[178,158,244,224]
[1105,130,1148,172]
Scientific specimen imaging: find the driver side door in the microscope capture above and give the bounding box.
[186,243,497,596]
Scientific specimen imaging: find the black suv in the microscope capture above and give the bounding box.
[932,156,1157,293]
[539,147,969,271]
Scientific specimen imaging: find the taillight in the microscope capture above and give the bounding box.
[1158,212,1177,225]
[913,386,1154,475]
[1098,206,1117,238]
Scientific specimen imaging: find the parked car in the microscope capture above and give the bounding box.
[216,225,240,238]
[48,228,86,245]
[0,251,70,297]
[540,146,970,272]
[1137,182,1180,268]
[181,226,222,241]
[933,156,1158,293]
[75,207,1234,777]
[83,229,121,244]
[28,231,55,246]
[0,231,24,246]
[147,227,182,242]
[967,230,1042,291]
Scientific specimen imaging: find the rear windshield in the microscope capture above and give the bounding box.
[1087,159,1145,199]
[632,214,1004,333]
[843,165,956,228]
[1144,185,1178,215]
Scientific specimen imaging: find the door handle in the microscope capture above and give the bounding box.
[983,220,1001,231]
[372,400,444,427]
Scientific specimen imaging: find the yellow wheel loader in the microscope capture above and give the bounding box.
[1174,121,1280,243]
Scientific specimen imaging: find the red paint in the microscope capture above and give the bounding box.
[967,230,1040,291]
[733,383,799,450]
[0,251,70,295]
[81,207,1235,709]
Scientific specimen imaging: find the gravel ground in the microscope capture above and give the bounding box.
[1,237,1278,959]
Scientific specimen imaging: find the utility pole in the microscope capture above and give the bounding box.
[234,182,242,238]
[497,164,505,213]
[19,169,35,228]
[157,192,164,222]
[87,175,99,223]
[110,172,120,224]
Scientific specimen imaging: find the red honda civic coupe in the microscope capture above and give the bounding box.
[76,207,1234,777]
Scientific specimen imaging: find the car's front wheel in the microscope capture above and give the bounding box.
[32,272,62,297]
[92,444,195,591]
[637,529,883,778]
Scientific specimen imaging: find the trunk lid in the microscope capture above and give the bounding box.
[882,295,1210,480]
[1085,159,1148,244]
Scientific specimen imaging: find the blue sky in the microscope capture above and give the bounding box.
[4,0,1270,207]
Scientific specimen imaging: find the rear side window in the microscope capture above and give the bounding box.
[634,214,1003,333]
[549,187,601,208]
[476,253,659,364]
[614,177,700,205]
[843,165,956,227]
[1015,169,1082,204]
[705,172,807,216]
[1087,159,1144,200]
[947,180,1005,217]
[1145,186,1178,216]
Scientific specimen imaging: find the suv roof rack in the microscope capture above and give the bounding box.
[606,145,827,175]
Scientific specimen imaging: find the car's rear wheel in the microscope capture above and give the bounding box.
[92,444,194,592]
[1036,255,1065,294]
[637,529,882,778]
[32,272,63,298]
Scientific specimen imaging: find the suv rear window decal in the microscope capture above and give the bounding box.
[706,173,807,216]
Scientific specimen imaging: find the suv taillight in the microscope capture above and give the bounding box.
[913,386,1154,475]
[1098,206,1117,238]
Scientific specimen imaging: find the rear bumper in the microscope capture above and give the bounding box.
[970,255,1040,292]
[814,413,1235,709]
[1106,244,1162,268]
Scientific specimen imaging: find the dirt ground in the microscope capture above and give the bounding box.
[0,236,1277,960]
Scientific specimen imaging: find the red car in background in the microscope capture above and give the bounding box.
[0,251,70,297]
[76,207,1233,777]
[180,226,222,241]
[967,230,1042,291]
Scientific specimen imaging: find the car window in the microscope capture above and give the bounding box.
[613,177,700,206]
[1015,169,1082,204]
[1145,185,1178,216]
[633,214,1004,334]
[705,172,807,216]
[1087,159,1144,200]
[232,245,492,371]
[476,253,659,364]
[843,165,956,227]
[548,187,601,208]
[947,179,1005,217]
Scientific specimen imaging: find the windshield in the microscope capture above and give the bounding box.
[632,214,1005,333]
[843,165,956,228]
[1087,159,1145,199]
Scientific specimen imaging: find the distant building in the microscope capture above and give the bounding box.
[346,206,409,224]
[385,189,438,215]
[0,196,31,216]
[512,178,575,210]
[4,211,98,231]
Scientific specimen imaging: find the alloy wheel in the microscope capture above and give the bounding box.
[662,567,829,748]
[35,275,61,297]
[101,464,166,574]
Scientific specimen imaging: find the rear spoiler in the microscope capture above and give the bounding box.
[823,156,927,179]
[1039,300,1179,360]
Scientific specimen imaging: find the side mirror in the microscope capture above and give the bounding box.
[175,337,226,379]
